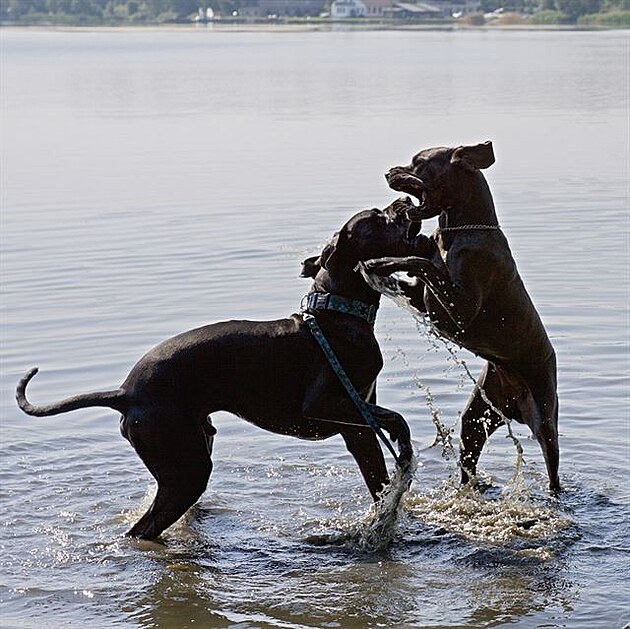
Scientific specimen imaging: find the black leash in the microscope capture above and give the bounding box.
[302,312,400,464]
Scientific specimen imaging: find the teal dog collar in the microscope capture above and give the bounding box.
[301,292,378,325]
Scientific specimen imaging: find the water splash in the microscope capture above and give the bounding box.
[393,346,454,459]
[355,457,417,550]
[362,270,525,481]
[305,456,417,551]
[405,483,570,552]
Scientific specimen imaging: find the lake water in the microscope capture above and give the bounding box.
[1,26,628,629]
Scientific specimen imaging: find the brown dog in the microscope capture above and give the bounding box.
[364,142,560,492]
[16,199,431,541]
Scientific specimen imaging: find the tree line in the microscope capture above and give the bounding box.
[1,0,628,25]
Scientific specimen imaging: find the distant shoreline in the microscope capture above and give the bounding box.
[1,21,626,32]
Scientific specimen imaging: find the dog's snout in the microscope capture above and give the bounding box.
[385,166,405,179]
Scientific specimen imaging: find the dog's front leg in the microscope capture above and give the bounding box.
[303,384,413,465]
[365,404,413,463]
[302,380,389,499]
[339,427,389,500]
[364,256,479,331]
[316,399,413,500]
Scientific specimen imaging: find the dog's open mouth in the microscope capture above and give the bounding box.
[408,189,428,212]
[398,183,442,222]
[386,169,431,218]
[403,187,433,221]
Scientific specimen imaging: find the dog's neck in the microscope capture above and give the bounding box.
[439,174,499,228]
[311,266,380,308]
[304,268,380,326]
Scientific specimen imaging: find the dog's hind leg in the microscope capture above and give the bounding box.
[525,380,560,493]
[123,409,213,540]
[459,362,517,487]
[501,359,561,493]
[535,404,560,493]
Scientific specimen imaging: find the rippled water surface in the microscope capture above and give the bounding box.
[1,27,628,628]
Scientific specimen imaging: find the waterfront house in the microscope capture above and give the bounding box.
[385,1,443,17]
[361,0,398,16]
[240,0,326,17]
[331,0,481,19]
[331,0,368,18]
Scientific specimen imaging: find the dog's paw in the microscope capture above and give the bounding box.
[362,258,401,277]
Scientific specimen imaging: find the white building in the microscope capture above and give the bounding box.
[331,0,367,19]
[331,0,459,19]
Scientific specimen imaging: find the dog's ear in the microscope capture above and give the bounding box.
[320,232,343,274]
[451,141,495,171]
[300,255,321,278]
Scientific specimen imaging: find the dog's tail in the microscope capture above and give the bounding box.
[16,367,127,417]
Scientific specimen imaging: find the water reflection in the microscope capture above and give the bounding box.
[463,568,576,629]
[124,564,229,628]
[120,486,580,629]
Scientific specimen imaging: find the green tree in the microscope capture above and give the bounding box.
[143,0,171,11]
[170,0,200,17]
[207,0,253,16]
[555,0,603,17]
[69,0,103,15]
[2,0,46,16]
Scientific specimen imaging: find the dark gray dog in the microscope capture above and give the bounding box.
[364,142,560,492]
[16,199,429,540]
